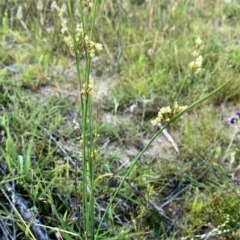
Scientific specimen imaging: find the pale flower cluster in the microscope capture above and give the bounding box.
[189,55,203,74]
[84,35,103,57]
[189,37,203,75]
[195,37,202,47]
[151,101,188,125]
[55,4,102,57]
[81,75,94,96]
[83,0,93,9]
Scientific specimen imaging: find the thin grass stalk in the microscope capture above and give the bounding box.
[66,1,86,234]
[67,0,87,235]
[81,23,92,240]
[71,0,89,235]
[87,87,94,237]
[88,1,100,237]
[1,190,37,240]
[68,0,99,237]
[96,80,230,236]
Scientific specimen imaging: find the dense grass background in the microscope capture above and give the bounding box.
[0,0,240,239]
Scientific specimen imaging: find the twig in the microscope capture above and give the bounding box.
[0,161,53,240]
[158,123,179,154]
[128,182,172,222]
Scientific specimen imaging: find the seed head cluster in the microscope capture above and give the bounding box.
[55,4,102,57]
[189,37,203,75]
[151,101,188,125]
[81,75,94,96]
[83,0,93,9]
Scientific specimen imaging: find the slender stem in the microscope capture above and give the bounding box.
[77,0,99,238]
[174,72,190,103]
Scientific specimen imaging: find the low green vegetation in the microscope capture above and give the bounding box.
[0,0,240,239]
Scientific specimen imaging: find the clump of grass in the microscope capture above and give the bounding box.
[56,0,103,238]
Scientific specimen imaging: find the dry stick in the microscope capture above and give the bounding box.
[129,179,189,222]
[0,161,53,240]
[128,182,172,222]
[158,123,179,154]
[160,165,209,209]
[129,165,209,227]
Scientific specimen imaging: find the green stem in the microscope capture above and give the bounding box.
[174,72,190,103]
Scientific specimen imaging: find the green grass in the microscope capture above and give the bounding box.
[0,0,240,239]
